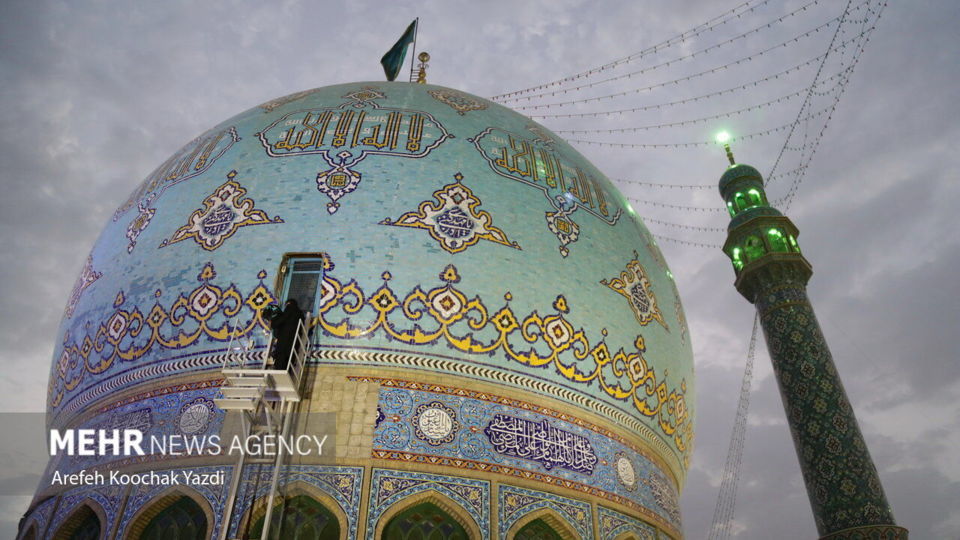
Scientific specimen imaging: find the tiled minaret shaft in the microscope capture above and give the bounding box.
[718,158,907,539]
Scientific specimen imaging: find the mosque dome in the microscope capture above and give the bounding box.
[41,81,693,538]
[718,162,762,194]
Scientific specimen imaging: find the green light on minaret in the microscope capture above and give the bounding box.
[715,131,736,165]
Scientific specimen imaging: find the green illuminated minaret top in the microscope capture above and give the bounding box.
[717,135,907,539]
[716,136,810,302]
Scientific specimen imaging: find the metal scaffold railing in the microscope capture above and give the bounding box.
[215,313,311,540]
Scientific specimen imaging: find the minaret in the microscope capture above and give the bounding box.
[716,137,907,539]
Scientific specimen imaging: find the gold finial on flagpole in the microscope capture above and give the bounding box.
[416,52,430,84]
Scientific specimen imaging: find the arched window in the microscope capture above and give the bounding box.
[747,188,764,207]
[139,495,208,540]
[733,192,747,214]
[731,247,744,271]
[250,495,340,540]
[382,501,469,540]
[506,508,580,540]
[53,503,102,540]
[744,235,765,261]
[767,228,789,252]
[125,488,213,540]
[514,518,565,540]
[789,234,800,252]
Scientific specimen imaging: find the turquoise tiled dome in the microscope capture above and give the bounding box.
[50,82,694,479]
[718,163,763,196]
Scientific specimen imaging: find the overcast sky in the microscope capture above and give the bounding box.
[1,0,957,538]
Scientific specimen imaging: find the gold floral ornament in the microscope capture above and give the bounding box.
[160,171,283,251]
[427,89,488,115]
[313,261,691,456]
[258,88,320,113]
[64,255,102,319]
[380,173,520,254]
[49,264,277,409]
[601,251,667,329]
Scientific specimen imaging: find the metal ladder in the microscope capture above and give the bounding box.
[214,315,310,540]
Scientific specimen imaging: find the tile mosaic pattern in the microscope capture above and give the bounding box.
[598,506,658,540]
[113,127,240,220]
[380,173,521,254]
[756,284,898,535]
[227,465,363,540]
[22,496,57,537]
[428,89,488,115]
[47,384,225,479]
[368,378,681,531]
[498,484,593,539]
[50,262,276,414]
[41,83,694,537]
[64,255,101,319]
[819,524,909,540]
[159,170,283,251]
[315,261,690,459]
[600,251,666,329]
[50,82,692,445]
[114,127,240,253]
[367,468,490,540]
[256,88,451,214]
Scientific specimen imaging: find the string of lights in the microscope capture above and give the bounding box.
[775,3,886,210]
[612,164,810,194]
[613,178,715,190]
[629,197,726,213]
[527,1,885,250]
[566,103,833,149]
[707,315,759,540]
[551,88,816,135]
[490,0,774,100]
[643,217,728,232]
[528,61,851,120]
[767,0,856,186]
[652,234,723,249]
[497,0,829,104]
[514,31,873,112]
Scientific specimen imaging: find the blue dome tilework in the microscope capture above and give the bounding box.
[49,82,695,476]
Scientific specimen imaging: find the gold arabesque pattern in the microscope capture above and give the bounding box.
[315,263,690,455]
[50,263,277,408]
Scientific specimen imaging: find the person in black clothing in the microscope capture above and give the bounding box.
[268,299,304,370]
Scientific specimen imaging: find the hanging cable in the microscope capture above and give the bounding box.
[767,0,857,184]
[528,58,840,119]
[498,0,830,104]
[644,217,727,233]
[490,0,775,100]
[567,102,834,149]
[769,1,887,212]
[513,27,872,112]
[552,89,810,135]
[629,197,726,213]
[613,178,715,190]
[652,234,723,249]
[708,314,759,540]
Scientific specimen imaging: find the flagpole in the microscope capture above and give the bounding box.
[408,18,420,82]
